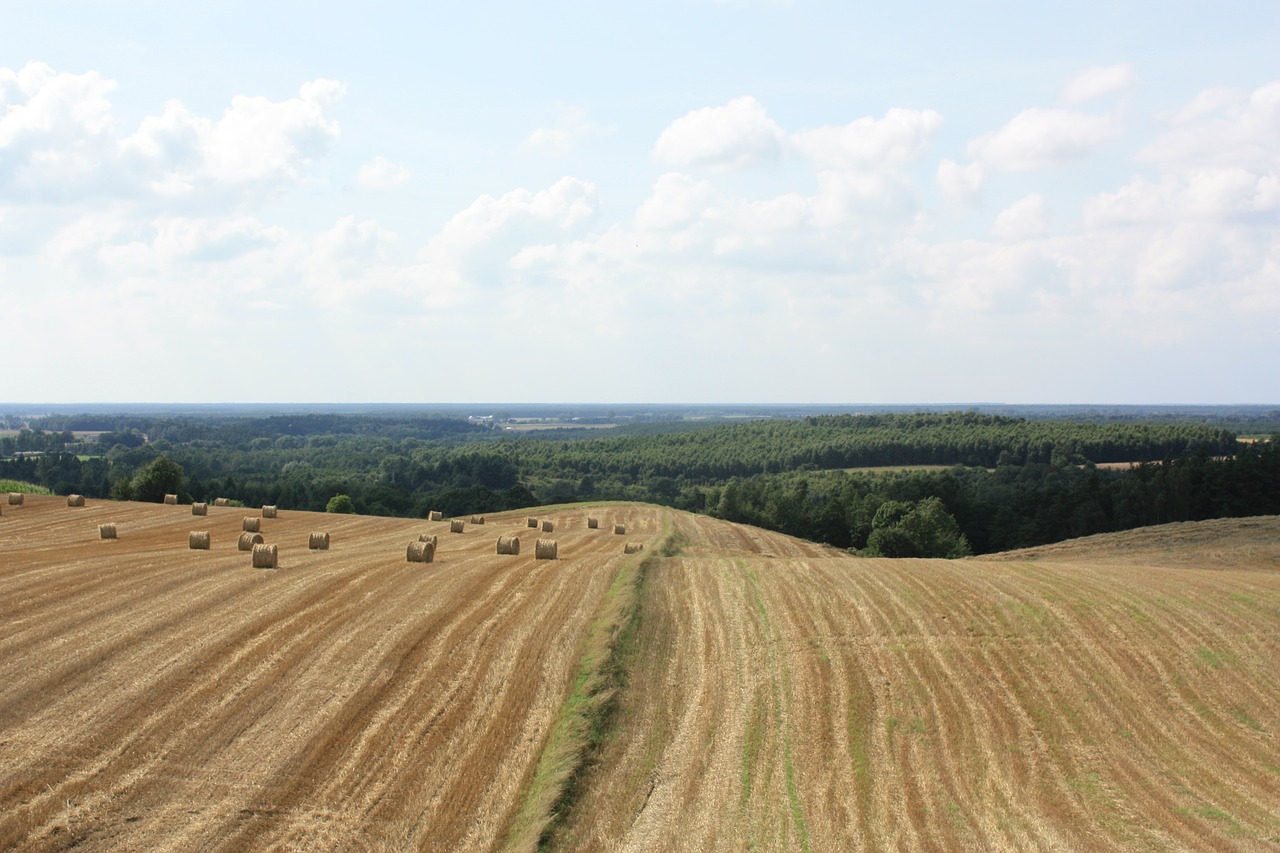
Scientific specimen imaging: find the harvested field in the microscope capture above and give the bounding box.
[0,497,660,850]
[553,513,1280,852]
[2,497,1278,851]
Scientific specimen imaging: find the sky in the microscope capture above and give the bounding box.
[1,1,1277,405]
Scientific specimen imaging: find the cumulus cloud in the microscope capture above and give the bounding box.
[791,108,943,170]
[356,155,411,190]
[417,177,599,290]
[0,62,344,204]
[523,104,611,156]
[991,193,1051,240]
[1061,64,1139,104]
[1140,80,1280,172]
[967,107,1120,171]
[936,158,984,205]
[653,96,786,171]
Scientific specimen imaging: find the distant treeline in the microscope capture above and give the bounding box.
[2,411,1274,555]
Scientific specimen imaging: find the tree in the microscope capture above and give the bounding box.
[130,455,184,503]
[865,497,971,558]
[326,494,355,514]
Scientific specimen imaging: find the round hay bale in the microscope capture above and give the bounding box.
[470,515,486,525]
[192,502,208,516]
[164,494,178,505]
[189,531,211,550]
[9,493,24,506]
[587,517,599,529]
[214,497,230,507]
[535,539,558,560]
[67,494,85,507]
[99,523,117,540]
[496,534,521,555]
[613,524,626,535]
[262,505,278,519]
[238,531,264,551]
[243,517,261,533]
[252,543,278,569]
[450,519,465,534]
[527,517,538,528]
[407,540,435,563]
[309,531,330,550]
[624,542,644,554]
[429,510,443,521]
[418,534,438,546]
[541,520,555,533]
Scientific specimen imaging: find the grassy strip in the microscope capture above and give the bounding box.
[744,564,812,853]
[500,517,679,852]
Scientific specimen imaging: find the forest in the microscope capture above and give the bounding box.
[2,410,1276,557]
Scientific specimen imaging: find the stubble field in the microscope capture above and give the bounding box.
[2,495,1278,850]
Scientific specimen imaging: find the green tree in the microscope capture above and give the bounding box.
[326,494,355,514]
[130,455,184,503]
[865,497,971,559]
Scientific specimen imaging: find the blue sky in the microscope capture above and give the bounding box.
[2,1,1277,404]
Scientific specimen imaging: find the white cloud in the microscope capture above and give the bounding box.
[991,193,1051,240]
[1062,64,1139,104]
[936,158,984,205]
[0,62,344,204]
[634,172,717,231]
[967,107,1119,171]
[356,155,411,190]
[523,104,611,156]
[1140,80,1280,172]
[791,108,943,170]
[653,96,786,171]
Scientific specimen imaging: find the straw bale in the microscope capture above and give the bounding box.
[541,520,555,533]
[67,494,85,507]
[527,517,538,528]
[262,505,278,518]
[535,539,558,560]
[450,519,465,533]
[470,515,486,525]
[587,517,599,529]
[624,542,644,554]
[192,502,207,516]
[309,532,330,550]
[214,497,230,507]
[189,531,211,550]
[496,534,521,555]
[252,543,278,569]
[613,524,626,535]
[243,517,261,533]
[9,492,24,505]
[418,533,438,546]
[238,531,264,551]
[407,541,435,563]
[164,494,178,505]
[99,523,117,540]
[429,510,443,521]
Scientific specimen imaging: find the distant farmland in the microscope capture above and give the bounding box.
[2,495,1278,850]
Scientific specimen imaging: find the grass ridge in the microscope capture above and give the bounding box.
[500,514,679,852]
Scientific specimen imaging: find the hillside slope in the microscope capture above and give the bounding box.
[0,496,657,850]
[2,497,1278,850]
[553,514,1280,851]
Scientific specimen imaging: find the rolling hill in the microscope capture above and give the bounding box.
[2,495,1277,850]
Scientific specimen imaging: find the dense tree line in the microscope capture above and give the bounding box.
[701,440,1280,554]
[2,412,1273,557]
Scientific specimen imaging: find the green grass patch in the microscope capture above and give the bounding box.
[1231,706,1265,732]
[0,480,52,495]
[502,515,673,852]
